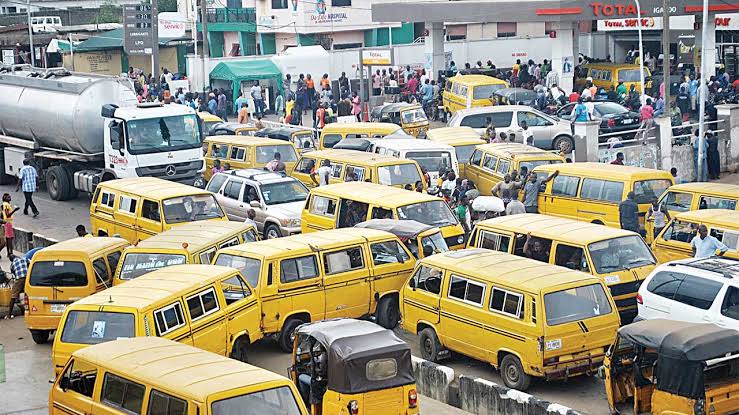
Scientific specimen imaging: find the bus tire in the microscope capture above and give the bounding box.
[376,296,399,329]
[231,336,249,363]
[501,354,531,391]
[30,329,50,344]
[419,328,442,362]
[278,318,303,353]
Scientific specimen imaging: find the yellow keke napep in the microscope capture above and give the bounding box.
[90,177,228,244]
[24,237,130,345]
[652,209,739,263]
[467,214,657,324]
[355,219,450,259]
[291,149,425,190]
[442,74,509,114]
[658,182,739,215]
[425,126,486,178]
[212,228,416,352]
[370,102,430,138]
[51,337,309,415]
[51,264,262,375]
[466,143,564,195]
[401,249,619,391]
[113,221,258,285]
[204,135,299,180]
[290,319,418,415]
[575,63,652,94]
[534,162,673,230]
[301,182,467,249]
[318,122,408,150]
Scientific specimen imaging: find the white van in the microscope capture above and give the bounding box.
[31,16,62,33]
[370,138,459,186]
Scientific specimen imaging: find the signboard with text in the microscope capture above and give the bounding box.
[124,3,154,55]
[362,49,392,65]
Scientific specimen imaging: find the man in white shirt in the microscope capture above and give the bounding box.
[244,209,258,228]
[545,70,559,89]
[520,121,534,146]
[584,98,595,118]
[311,159,332,186]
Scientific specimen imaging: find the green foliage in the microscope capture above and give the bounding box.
[97,3,122,23]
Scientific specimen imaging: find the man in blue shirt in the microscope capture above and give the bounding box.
[16,159,38,217]
[691,224,729,258]
[207,93,218,115]
[420,79,434,107]
[688,74,699,114]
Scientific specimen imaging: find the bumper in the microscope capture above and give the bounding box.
[280,225,302,236]
[25,313,62,331]
[543,354,605,381]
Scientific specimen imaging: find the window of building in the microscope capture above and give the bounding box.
[332,0,351,6]
[497,22,516,38]
[272,0,288,9]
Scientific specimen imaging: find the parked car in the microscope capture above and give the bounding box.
[447,105,574,152]
[637,257,739,332]
[493,87,537,106]
[556,101,640,140]
[206,169,307,239]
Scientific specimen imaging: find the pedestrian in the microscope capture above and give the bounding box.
[297,74,307,113]
[283,73,293,97]
[523,170,558,213]
[372,70,382,96]
[691,224,728,258]
[217,89,228,121]
[693,129,708,182]
[351,91,361,121]
[320,73,330,90]
[688,74,699,114]
[250,81,264,118]
[520,121,533,146]
[265,152,286,172]
[16,159,38,217]
[2,193,18,257]
[618,191,640,234]
[76,224,91,238]
[306,74,315,108]
[207,93,217,114]
[611,152,625,165]
[492,174,522,205]
[311,159,332,186]
[5,253,30,319]
[646,199,670,239]
[572,97,589,122]
[338,71,349,92]
[707,131,721,180]
[238,102,249,124]
[456,195,471,233]
[316,103,327,129]
[212,159,224,176]
[274,93,285,120]
[234,91,248,116]
[254,115,264,130]
[504,189,526,215]
[244,209,258,229]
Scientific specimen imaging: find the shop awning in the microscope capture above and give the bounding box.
[209,59,283,102]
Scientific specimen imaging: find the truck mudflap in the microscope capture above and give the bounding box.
[543,353,605,381]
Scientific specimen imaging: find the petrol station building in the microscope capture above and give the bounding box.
[371,0,739,92]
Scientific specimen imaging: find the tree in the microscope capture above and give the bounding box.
[97,3,122,23]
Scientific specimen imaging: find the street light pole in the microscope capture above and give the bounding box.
[697,0,709,181]
[26,0,35,67]
[634,0,646,103]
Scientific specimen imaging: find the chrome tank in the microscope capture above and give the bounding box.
[0,67,137,154]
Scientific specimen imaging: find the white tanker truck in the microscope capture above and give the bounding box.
[0,65,205,200]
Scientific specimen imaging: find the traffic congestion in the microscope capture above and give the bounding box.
[1,59,739,415]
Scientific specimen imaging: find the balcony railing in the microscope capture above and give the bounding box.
[198,7,256,24]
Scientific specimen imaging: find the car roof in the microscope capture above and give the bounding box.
[321,122,402,133]
[99,178,211,199]
[448,74,508,85]
[658,256,739,283]
[130,222,254,253]
[35,237,128,257]
[534,162,674,180]
[300,149,419,166]
[666,182,739,196]
[204,135,294,146]
[421,249,599,293]
[218,228,394,258]
[453,105,536,116]
[215,169,295,184]
[371,138,454,151]
[674,209,739,229]
[73,337,288,401]
[310,181,440,204]
[425,127,484,144]
[476,213,637,243]
[73,264,238,309]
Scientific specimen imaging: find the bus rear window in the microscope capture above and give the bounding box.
[544,283,612,326]
[30,261,87,287]
[60,311,135,345]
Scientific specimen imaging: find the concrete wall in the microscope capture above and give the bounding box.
[458,376,583,415]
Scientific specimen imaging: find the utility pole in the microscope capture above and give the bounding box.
[662,0,670,107]
[152,0,160,86]
[200,0,210,92]
[26,0,35,66]
[697,0,709,182]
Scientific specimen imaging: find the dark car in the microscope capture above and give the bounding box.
[556,101,640,140]
[493,87,537,106]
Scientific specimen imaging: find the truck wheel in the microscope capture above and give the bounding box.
[278,318,303,353]
[47,166,72,201]
[419,328,442,362]
[30,330,50,344]
[501,354,531,391]
[376,296,399,329]
[61,165,78,199]
[263,224,281,240]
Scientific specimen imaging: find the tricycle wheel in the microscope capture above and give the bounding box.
[376,296,399,329]
[419,328,442,362]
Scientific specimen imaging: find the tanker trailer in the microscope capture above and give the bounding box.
[0,66,205,200]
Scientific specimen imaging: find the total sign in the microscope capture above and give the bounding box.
[715,14,739,30]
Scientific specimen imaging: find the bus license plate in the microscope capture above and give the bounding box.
[50,304,67,313]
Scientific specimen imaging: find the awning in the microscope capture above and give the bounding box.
[209,59,283,102]
[47,38,78,53]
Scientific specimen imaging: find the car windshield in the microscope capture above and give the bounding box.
[378,164,422,186]
[633,179,672,204]
[421,231,449,255]
[118,253,187,281]
[60,311,135,345]
[588,235,656,273]
[618,68,648,83]
[544,283,613,326]
[398,200,458,227]
[212,386,303,415]
[260,180,308,206]
[406,151,453,174]
[454,144,478,164]
[29,261,87,287]
[214,255,261,288]
[519,160,562,175]
[127,114,201,155]
[293,133,315,150]
[473,84,505,100]
[256,145,298,163]
[595,102,629,115]
[162,194,225,224]
[401,108,428,124]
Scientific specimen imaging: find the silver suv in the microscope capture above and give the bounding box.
[206,169,307,239]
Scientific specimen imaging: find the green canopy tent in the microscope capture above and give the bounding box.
[209,59,283,103]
